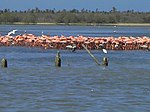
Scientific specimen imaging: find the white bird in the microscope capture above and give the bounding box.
[66,45,76,48]
[113,30,116,33]
[115,44,119,48]
[7,30,17,36]
[42,31,44,35]
[66,45,73,49]
[102,49,108,54]
[66,45,77,52]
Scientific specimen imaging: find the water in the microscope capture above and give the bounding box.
[0,25,150,112]
[0,25,150,37]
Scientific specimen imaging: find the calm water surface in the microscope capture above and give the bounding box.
[0,25,150,112]
[0,25,150,37]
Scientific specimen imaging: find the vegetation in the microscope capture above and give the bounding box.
[0,7,150,25]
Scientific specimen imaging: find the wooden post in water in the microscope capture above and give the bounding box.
[102,57,108,66]
[55,51,61,67]
[1,58,7,68]
[82,44,101,66]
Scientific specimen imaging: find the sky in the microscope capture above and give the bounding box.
[0,0,150,12]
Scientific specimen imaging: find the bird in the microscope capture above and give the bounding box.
[7,30,17,36]
[72,45,77,52]
[113,30,116,33]
[115,44,119,48]
[99,44,108,54]
[66,44,77,52]
[102,49,108,54]
[99,44,104,49]
[41,31,45,37]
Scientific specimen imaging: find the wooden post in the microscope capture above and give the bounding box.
[55,51,61,67]
[102,57,108,66]
[1,58,7,68]
[82,44,101,66]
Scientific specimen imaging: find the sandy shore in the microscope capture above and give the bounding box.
[1,22,150,26]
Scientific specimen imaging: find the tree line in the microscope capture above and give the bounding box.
[0,7,150,24]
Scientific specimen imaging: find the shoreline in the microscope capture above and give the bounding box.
[1,22,150,26]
